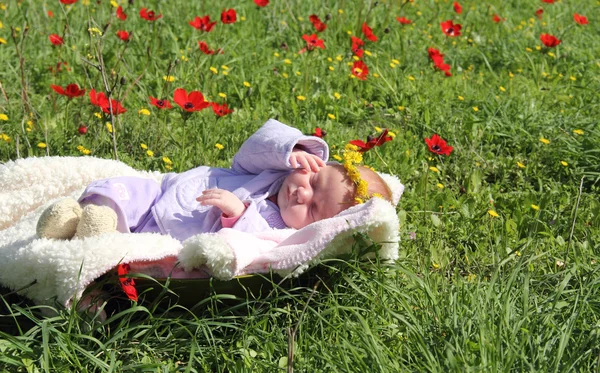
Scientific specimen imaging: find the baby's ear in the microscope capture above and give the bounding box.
[377,172,404,206]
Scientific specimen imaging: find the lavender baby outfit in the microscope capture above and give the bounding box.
[78,119,329,241]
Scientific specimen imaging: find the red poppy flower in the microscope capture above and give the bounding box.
[351,36,365,57]
[312,127,326,138]
[351,60,369,80]
[47,10,54,17]
[149,97,173,109]
[140,8,162,21]
[535,8,544,19]
[440,20,462,37]
[541,0,554,3]
[189,16,217,32]
[198,41,223,55]
[309,15,327,32]
[425,134,453,156]
[396,16,412,25]
[453,2,462,14]
[102,99,127,115]
[362,22,378,42]
[50,83,86,98]
[254,0,269,6]
[116,6,127,21]
[211,102,234,117]
[117,263,138,302]
[428,48,452,76]
[49,34,64,46]
[350,129,393,153]
[60,0,78,4]
[89,89,108,108]
[78,125,87,135]
[116,30,131,42]
[492,14,505,23]
[574,14,588,25]
[221,8,237,24]
[173,88,210,112]
[302,34,325,50]
[540,33,561,47]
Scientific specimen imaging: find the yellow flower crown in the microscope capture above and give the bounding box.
[342,144,383,204]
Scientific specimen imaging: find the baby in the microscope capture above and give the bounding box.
[37,119,393,241]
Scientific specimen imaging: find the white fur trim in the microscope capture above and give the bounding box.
[377,172,404,206]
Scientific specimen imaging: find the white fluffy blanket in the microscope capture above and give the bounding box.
[0,157,401,307]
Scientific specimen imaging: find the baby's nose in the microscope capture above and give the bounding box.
[296,186,312,204]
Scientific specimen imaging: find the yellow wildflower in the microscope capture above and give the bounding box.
[162,156,173,164]
[140,143,148,150]
[547,52,555,57]
[327,114,336,120]
[110,0,118,7]
[525,47,533,52]
[389,131,396,138]
[488,210,499,217]
[0,38,6,45]
[436,183,444,189]
[328,66,334,71]
[138,108,151,116]
[94,112,102,119]
[295,71,301,76]
[296,95,306,101]
[336,55,343,61]
[338,9,344,14]
[333,154,342,161]
[531,204,540,211]
[274,52,280,57]
[473,107,479,112]
[499,86,506,92]
[517,162,526,169]
[221,65,229,70]
[146,150,154,157]
[243,81,251,87]
[88,27,103,36]
[560,161,568,166]
[163,75,176,82]
[0,114,8,121]
[539,137,550,145]
[215,143,224,150]
[398,106,405,111]
[374,127,382,133]
[334,92,341,99]
[432,263,440,269]
[282,73,289,78]
[37,142,47,149]
[1,133,11,142]
[284,59,292,64]
[570,76,577,81]
[364,50,372,57]
[457,96,464,101]
[573,129,584,135]
[392,59,400,65]
[408,76,415,81]
[209,67,218,74]
[106,122,113,133]
[429,166,439,173]
[218,93,227,98]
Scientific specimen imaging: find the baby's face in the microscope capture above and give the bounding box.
[277,165,353,229]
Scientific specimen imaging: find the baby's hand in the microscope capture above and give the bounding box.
[289,148,326,172]
[196,189,246,218]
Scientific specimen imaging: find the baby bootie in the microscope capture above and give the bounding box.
[36,198,82,239]
[74,204,118,238]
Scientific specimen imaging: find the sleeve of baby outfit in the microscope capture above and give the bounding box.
[231,118,329,175]
[224,202,273,232]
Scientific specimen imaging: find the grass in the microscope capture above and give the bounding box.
[1,0,600,371]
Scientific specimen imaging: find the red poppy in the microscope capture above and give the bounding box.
[117,263,138,302]
[47,10,54,17]
[350,129,393,153]
[116,30,131,42]
[428,47,452,76]
[221,8,237,24]
[351,60,369,80]
[440,20,462,37]
[309,15,327,32]
[540,33,561,47]
[49,34,64,46]
[312,127,326,138]
[60,0,78,4]
[541,0,554,3]
[198,41,223,55]
[351,36,364,58]
[116,6,127,21]
[173,88,210,112]
[254,0,269,6]
[149,97,173,109]
[89,88,108,108]
[140,8,162,21]
[78,125,88,135]
[50,83,86,98]
[362,22,378,42]
[535,8,544,19]
[189,16,217,32]
[302,34,325,50]
[102,99,127,115]
[453,2,462,14]
[211,102,234,117]
[396,16,412,25]
[574,14,588,25]
[492,14,505,23]
[425,134,453,156]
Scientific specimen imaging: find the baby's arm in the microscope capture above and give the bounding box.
[196,189,246,218]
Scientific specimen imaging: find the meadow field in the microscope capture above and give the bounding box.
[1,0,599,371]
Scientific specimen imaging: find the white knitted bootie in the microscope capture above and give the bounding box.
[74,204,118,238]
[36,198,83,240]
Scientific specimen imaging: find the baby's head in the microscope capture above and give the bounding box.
[277,164,392,229]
